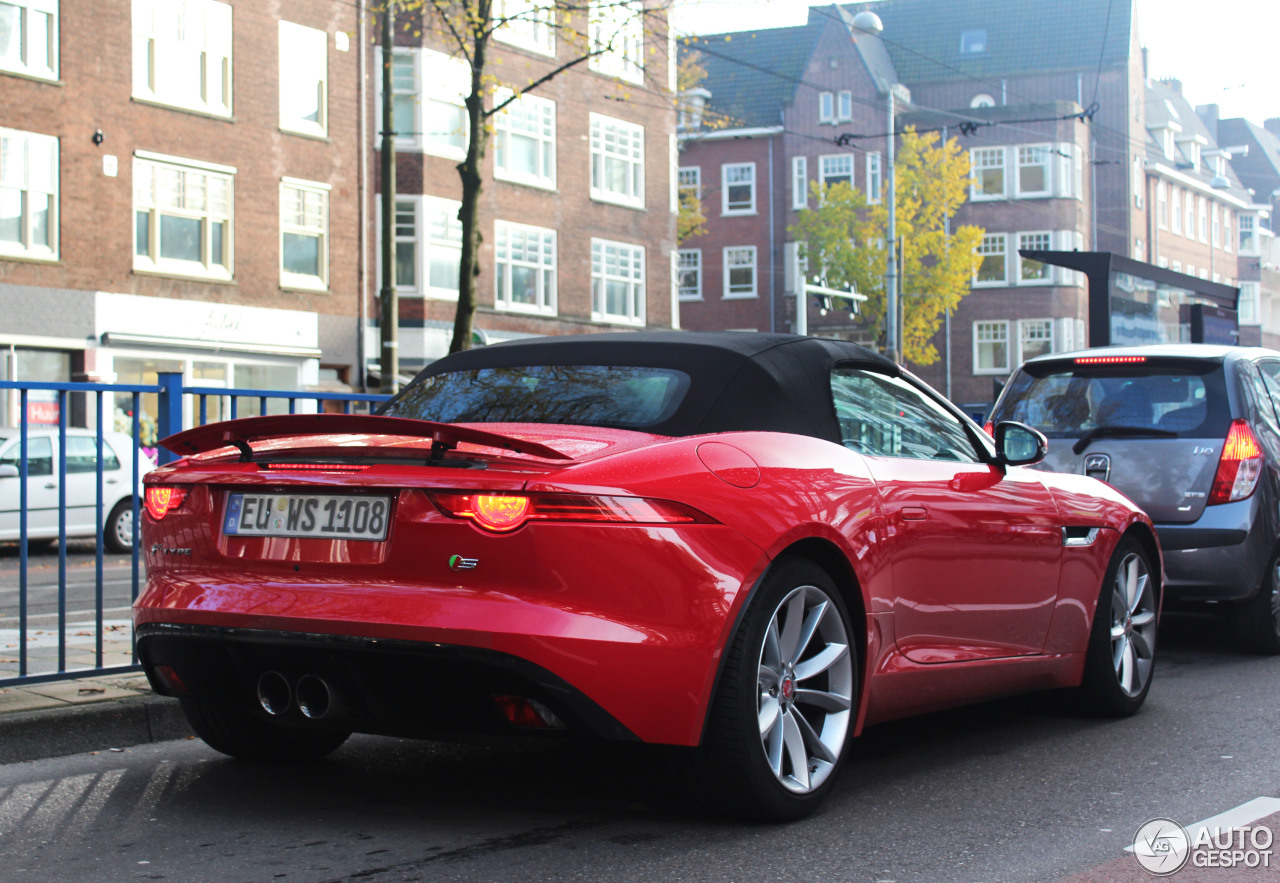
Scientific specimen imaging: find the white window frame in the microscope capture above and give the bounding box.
[279,177,329,290]
[494,88,556,190]
[837,91,852,122]
[1224,210,1233,253]
[721,162,756,216]
[723,245,757,299]
[1240,282,1259,323]
[589,0,643,85]
[1198,196,1208,243]
[494,219,557,315]
[133,151,234,281]
[1018,319,1054,363]
[1171,187,1182,235]
[866,151,882,204]
[493,0,555,56]
[678,166,700,193]
[132,0,233,117]
[819,154,853,189]
[591,237,646,325]
[974,321,1010,374]
[1016,144,1053,198]
[1212,203,1221,248]
[589,113,645,209]
[278,21,328,138]
[1156,182,1168,230]
[1017,232,1052,284]
[0,0,58,80]
[381,48,470,158]
[819,92,834,124]
[0,126,57,260]
[677,248,702,301]
[391,196,420,294]
[974,233,1007,286]
[791,156,807,210]
[380,195,463,300]
[970,146,1006,200]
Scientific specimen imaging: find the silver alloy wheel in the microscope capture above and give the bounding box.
[1269,561,1280,635]
[1110,551,1157,697]
[756,584,853,794]
[111,506,134,551]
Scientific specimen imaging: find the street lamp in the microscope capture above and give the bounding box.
[851,11,899,364]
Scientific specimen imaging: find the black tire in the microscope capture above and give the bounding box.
[104,498,136,554]
[1075,536,1159,717]
[691,557,856,821]
[180,698,351,762]
[1233,552,1280,655]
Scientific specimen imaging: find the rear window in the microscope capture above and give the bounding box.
[993,359,1231,438]
[381,365,691,430]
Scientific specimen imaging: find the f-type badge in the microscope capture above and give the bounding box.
[1083,453,1111,482]
[449,555,479,571]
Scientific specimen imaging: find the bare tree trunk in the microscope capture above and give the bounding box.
[449,8,491,354]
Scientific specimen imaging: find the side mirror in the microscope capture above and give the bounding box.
[0,464,18,479]
[994,421,1048,467]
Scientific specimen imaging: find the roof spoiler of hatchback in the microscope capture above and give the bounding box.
[159,414,573,462]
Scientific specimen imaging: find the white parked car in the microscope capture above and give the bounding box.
[0,428,156,552]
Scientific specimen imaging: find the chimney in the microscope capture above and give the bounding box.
[1197,104,1220,140]
[1266,118,1280,138]
[1160,78,1182,94]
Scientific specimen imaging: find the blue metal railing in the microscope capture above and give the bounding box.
[0,377,391,687]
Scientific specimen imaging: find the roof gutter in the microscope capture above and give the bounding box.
[678,125,784,143]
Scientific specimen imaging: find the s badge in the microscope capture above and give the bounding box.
[449,555,478,571]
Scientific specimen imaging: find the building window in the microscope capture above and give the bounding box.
[1223,211,1232,253]
[1016,145,1052,197]
[1240,215,1258,253]
[1017,232,1051,283]
[1171,187,1182,234]
[723,246,757,299]
[974,233,1007,285]
[385,196,462,299]
[1132,155,1144,207]
[591,238,645,325]
[494,89,556,189]
[971,93,996,108]
[791,156,807,210]
[495,220,556,314]
[0,126,57,260]
[1198,197,1208,243]
[722,162,755,215]
[677,249,701,300]
[1156,182,1168,229]
[280,178,328,289]
[589,0,643,84]
[837,91,852,121]
[974,321,1009,374]
[493,0,554,56]
[393,199,418,291]
[1240,282,1259,323]
[0,0,57,80]
[819,154,853,189]
[970,147,1005,200]
[132,0,233,117]
[133,152,233,280]
[819,92,834,124]
[1133,238,1145,262]
[279,21,327,137]
[1185,188,1194,238]
[960,29,987,54]
[866,152,882,203]
[589,113,644,208]
[1019,319,1053,362]
[1211,203,1221,248]
[385,48,470,157]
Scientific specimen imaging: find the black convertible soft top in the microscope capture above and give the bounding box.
[380,331,898,442]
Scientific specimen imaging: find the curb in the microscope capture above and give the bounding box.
[0,693,193,765]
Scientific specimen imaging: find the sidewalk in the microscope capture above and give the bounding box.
[0,671,192,764]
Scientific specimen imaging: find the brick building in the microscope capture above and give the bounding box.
[380,0,679,370]
[0,0,363,427]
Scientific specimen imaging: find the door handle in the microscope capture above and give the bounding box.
[902,506,927,521]
[106,478,120,485]
[43,482,57,490]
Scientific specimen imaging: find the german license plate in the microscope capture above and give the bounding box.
[224,493,391,541]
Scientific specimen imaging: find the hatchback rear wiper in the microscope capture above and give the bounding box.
[1072,426,1178,455]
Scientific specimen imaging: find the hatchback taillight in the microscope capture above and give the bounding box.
[1208,420,1263,505]
[429,492,715,533]
[145,486,189,520]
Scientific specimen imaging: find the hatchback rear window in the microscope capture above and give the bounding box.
[382,365,691,429]
[993,359,1231,438]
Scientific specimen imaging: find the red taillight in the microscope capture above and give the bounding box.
[144,486,188,520]
[429,492,715,532]
[1208,419,1263,505]
[982,421,995,437]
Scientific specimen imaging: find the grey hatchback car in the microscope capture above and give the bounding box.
[988,344,1280,653]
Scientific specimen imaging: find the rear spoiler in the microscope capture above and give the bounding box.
[160,414,572,462]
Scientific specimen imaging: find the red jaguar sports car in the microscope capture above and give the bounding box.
[135,332,1161,820]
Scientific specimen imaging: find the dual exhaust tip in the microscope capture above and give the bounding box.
[256,671,336,720]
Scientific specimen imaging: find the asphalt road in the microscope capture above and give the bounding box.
[0,541,143,620]
[0,614,1276,882]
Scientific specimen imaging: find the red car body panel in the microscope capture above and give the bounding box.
[136,414,1156,746]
